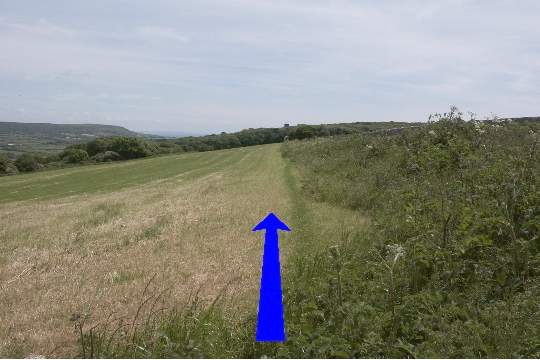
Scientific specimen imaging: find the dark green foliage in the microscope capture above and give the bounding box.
[1,136,156,173]
[45,153,61,163]
[289,124,319,139]
[168,128,285,152]
[14,153,43,172]
[152,122,420,154]
[60,148,89,163]
[0,153,18,175]
[92,151,121,162]
[68,137,158,161]
[86,138,111,156]
[281,112,540,357]
[108,137,157,159]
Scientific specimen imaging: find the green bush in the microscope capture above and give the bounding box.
[0,153,18,175]
[64,136,158,162]
[86,138,111,156]
[289,124,317,140]
[60,148,89,163]
[92,151,121,162]
[108,137,157,159]
[14,153,43,172]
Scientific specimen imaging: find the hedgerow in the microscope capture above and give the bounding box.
[281,110,540,357]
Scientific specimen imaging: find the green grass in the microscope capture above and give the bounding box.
[74,146,368,358]
[0,147,257,203]
[9,116,538,358]
[279,116,540,357]
[75,116,540,358]
[0,143,294,357]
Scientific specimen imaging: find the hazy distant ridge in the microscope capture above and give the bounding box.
[0,121,139,156]
[0,122,137,137]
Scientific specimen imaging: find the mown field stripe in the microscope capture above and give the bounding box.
[0,147,257,203]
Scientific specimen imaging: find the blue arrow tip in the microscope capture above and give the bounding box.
[252,212,291,232]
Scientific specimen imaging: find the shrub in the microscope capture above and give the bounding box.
[45,153,61,163]
[60,148,89,163]
[108,137,157,159]
[92,151,121,162]
[14,153,42,172]
[289,124,317,140]
[85,138,111,157]
[0,153,18,175]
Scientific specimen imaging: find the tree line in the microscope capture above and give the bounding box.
[0,123,375,175]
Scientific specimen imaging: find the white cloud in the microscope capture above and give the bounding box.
[0,0,539,131]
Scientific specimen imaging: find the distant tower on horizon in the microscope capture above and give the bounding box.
[283,123,290,128]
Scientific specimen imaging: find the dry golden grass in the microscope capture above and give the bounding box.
[0,144,291,357]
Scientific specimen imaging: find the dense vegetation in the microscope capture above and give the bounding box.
[1,121,417,176]
[0,153,18,175]
[77,112,539,358]
[279,111,540,357]
[0,137,159,175]
[151,121,417,153]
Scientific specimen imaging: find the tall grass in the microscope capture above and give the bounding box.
[280,112,540,357]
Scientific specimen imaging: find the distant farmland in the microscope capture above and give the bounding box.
[0,122,138,156]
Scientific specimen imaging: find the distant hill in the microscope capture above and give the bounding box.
[0,122,138,157]
[505,116,540,123]
[0,122,136,136]
[141,130,206,138]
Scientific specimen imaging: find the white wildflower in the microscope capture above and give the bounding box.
[474,121,486,134]
[386,244,405,264]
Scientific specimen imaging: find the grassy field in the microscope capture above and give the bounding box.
[0,149,255,203]
[0,144,296,357]
[6,117,533,358]
[0,140,369,358]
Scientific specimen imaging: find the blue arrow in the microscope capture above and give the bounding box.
[252,212,291,342]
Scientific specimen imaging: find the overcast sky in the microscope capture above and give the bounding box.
[0,1,538,133]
